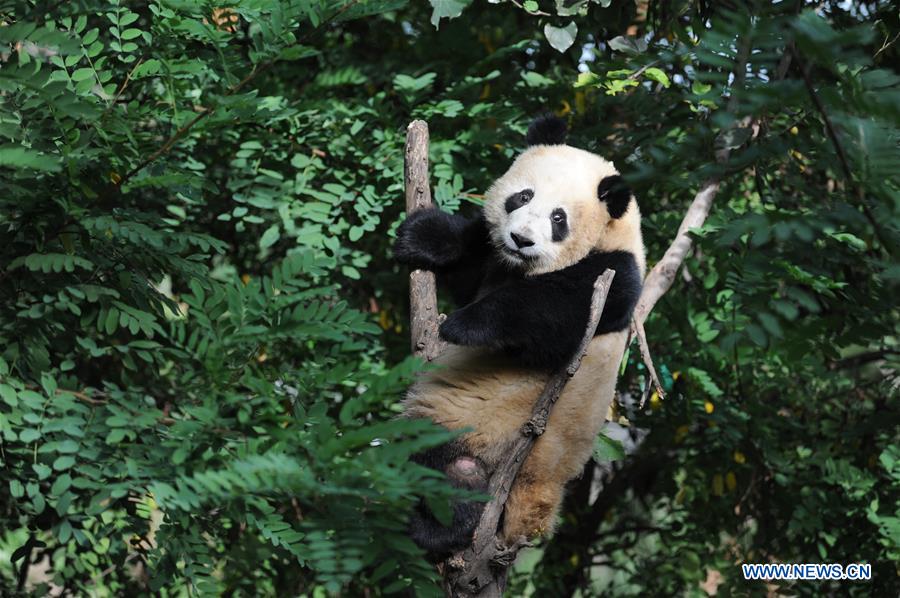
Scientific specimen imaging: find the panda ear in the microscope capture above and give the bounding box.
[526,114,567,146]
[597,175,631,219]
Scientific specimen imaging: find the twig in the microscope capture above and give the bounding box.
[443,270,616,597]
[23,384,108,405]
[15,533,35,592]
[508,0,551,17]
[828,349,899,370]
[123,106,208,179]
[792,49,853,184]
[791,47,889,253]
[633,317,664,407]
[874,30,900,59]
[404,120,447,362]
[628,60,662,80]
[104,57,143,114]
[64,388,107,405]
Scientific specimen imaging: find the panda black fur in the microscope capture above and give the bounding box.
[394,116,646,558]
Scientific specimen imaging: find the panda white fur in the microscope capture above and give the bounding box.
[394,115,645,557]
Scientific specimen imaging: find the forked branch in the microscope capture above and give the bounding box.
[632,46,793,407]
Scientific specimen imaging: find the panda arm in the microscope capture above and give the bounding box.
[394,208,492,306]
[439,251,642,369]
[438,277,587,369]
[394,208,490,270]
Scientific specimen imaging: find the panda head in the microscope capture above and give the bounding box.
[483,115,643,276]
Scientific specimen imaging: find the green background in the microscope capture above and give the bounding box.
[0,0,897,595]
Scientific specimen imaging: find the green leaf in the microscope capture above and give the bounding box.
[0,383,17,407]
[51,474,72,496]
[71,68,94,81]
[33,463,52,480]
[593,431,625,462]
[0,146,61,172]
[574,71,600,88]
[429,0,472,28]
[692,80,712,95]
[20,428,41,443]
[643,67,670,87]
[717,126,752,150]
[104,307,119,335]
[259,224,280,250]
[522,71,555,87]
[10,479,24,498]
[40,372,57,397]
[608,35,647,54]
[424,494,454,526]
[53,455,76,471]
[687,367,724,398]
[544,22,578,53]
[393,72,436,94]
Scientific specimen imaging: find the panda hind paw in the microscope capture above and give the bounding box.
[446,456,488,490]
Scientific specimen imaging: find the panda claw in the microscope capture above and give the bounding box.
[439,313,468,345]
[491,539,526,567]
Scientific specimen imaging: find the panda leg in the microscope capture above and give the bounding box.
[500,433,570,544]
[409,441,489,559]
[501,473,564,545]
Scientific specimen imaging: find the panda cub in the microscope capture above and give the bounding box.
[395,115,645,557]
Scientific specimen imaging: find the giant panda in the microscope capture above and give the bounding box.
[394,115,646,557]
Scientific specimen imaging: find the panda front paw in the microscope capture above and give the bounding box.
[439,311,467,345]
[394,208,464,269]
[439,309,486,346]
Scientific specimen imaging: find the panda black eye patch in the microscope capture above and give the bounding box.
[504,189,534,214]
[551,208,568,242]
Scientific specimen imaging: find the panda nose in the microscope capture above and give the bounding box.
[510,232,534,249]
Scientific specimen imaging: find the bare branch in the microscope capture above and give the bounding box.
[632,179,720,324]
[443,270,617,597]
[404,120,447,362]
[633,316,665,408]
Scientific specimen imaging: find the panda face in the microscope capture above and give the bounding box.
[498,188,571,264]
[484,144,626,275]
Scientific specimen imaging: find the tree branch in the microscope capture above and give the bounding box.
[633,33,760,326]
[404,120,447,362]
[631,40,791,407]
[443,270,616,597]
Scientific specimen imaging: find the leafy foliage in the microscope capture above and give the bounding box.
[0,0,897,596]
